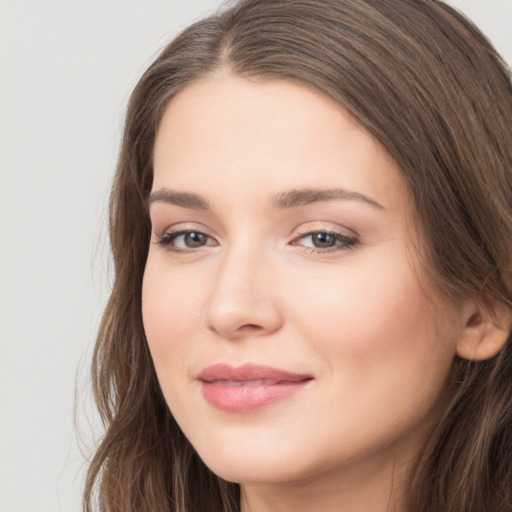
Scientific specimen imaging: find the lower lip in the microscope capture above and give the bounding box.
[201,381,311,412]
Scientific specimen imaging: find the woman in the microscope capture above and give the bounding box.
[83,1,512,511]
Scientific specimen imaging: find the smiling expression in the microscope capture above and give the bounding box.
[142,73,464,491]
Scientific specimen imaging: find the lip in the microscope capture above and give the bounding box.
[197,363,313,412]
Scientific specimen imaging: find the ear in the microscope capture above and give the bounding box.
[456,298,512,361]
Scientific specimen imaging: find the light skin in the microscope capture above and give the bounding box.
[142,73,508,512]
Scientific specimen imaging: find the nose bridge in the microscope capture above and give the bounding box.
[205,232,281,338]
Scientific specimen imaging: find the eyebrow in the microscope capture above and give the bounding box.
[147,189,210,211]
[270,188,384,210]
[147,187,384,211]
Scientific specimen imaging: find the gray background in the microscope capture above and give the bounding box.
[0,1,510,511]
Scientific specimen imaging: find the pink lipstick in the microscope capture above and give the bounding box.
[197,363,313,412]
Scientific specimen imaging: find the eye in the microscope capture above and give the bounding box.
[306,232,338,249]
[292,230,358,253]
[155,229,217,252]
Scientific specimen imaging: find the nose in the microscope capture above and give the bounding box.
[205,242,283,340]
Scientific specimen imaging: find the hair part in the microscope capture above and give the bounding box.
[84,1,512,511]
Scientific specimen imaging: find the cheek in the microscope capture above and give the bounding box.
[141,255,210,423]
[291,260,425,342]
[281,258,459,462]
[141,256,203,368]
[288,254,457,392]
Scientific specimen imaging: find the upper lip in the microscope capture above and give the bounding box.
[197,363,313,383]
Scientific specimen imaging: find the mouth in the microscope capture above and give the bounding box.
[208,379,305,386]
[197,363,314,412]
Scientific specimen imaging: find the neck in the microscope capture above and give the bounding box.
[239,445,415,512]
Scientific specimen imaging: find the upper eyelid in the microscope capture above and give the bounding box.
[150,215,360,236]
[155,222,215,237]
[153,221,359,242]
[293,222,359,239]
[295,229,353,238]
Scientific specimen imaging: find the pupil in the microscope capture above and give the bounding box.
[313,233,335,248]
[185,232,205,247]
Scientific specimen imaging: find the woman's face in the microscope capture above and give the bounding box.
[143,74,464,490]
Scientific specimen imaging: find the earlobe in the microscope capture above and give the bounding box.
[456,299,512,361]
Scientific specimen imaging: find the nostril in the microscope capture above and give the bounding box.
[238,324,263,332]
[207,322,265,338]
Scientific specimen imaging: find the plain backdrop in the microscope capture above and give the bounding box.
[0,1,511,511]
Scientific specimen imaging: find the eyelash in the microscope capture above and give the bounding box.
[293,230,358,254]
[154,228,358,254]
[155,229,216,254]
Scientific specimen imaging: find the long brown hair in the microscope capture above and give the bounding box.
[83,1,512,510]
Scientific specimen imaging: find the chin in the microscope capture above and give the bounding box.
[193,435,317,485]
[205,458,302,485]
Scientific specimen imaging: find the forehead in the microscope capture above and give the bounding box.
[153,74,409,215]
